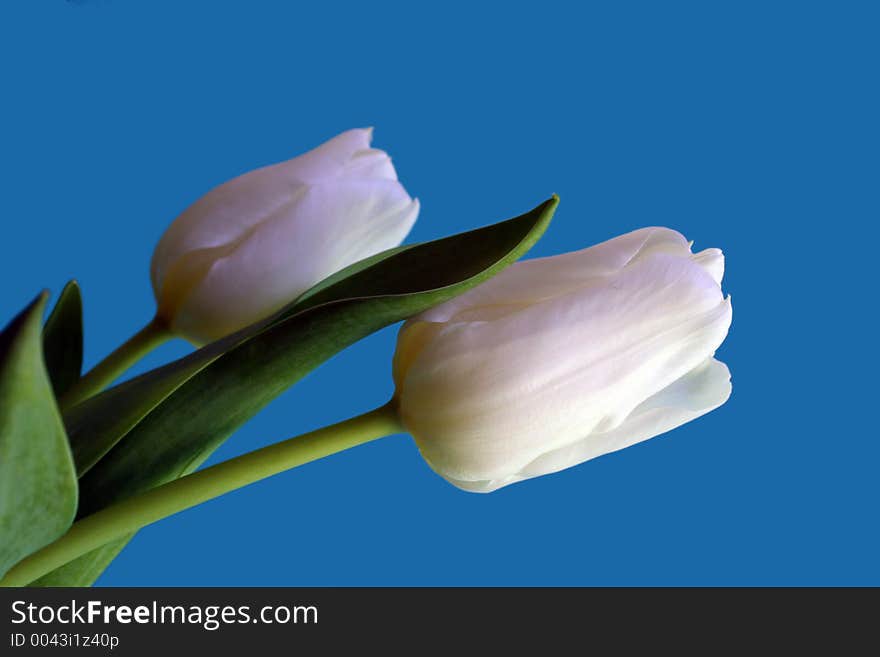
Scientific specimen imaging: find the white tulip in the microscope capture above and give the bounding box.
[393,227,732,492]
[151,128,420,344]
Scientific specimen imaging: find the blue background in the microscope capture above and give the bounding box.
[1,1,876,585]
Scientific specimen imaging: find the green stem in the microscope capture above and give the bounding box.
[60,316,172,410]
[0,403,402,587]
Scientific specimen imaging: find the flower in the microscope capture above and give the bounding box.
[392,227,732,492]
[151,128,419,344]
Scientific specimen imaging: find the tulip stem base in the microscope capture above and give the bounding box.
[60,316,172,410]
[0,403,403,587]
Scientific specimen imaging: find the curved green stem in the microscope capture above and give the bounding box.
[0,403,402,587]
[60,316,172,410]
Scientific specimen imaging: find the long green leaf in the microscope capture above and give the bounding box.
[79,197,556,508]
[0,294,78,577]
[38,197,557,585]
[42,281,84,399]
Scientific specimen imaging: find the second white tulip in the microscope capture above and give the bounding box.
[393,227,733,492]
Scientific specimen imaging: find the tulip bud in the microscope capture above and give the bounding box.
[393,227,732,492]
[151,128,420,344]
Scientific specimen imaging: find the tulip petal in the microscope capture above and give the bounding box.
[151,170,309,297]
[418,227,692,323]
[275,128,375,183]
[442,357,732,492]
[173,179,419,343]
[342,147,399,182]
[693,247,724,285]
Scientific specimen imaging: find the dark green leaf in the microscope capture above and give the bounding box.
[0,294,78,577]
[42,281,84,399]
[35,197,557,585]
[75,197,556,504]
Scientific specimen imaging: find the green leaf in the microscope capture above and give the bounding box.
[0,293,78,577]
[42,281,84,399]
[36,197,557,585]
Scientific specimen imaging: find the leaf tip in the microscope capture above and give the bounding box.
[25,291,51,322]
[531,194,560,235]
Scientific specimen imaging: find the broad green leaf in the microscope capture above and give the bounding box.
[0,294,78,577]
[76,197,557,505]
[42,281,84,399]
[36,197,557,585]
